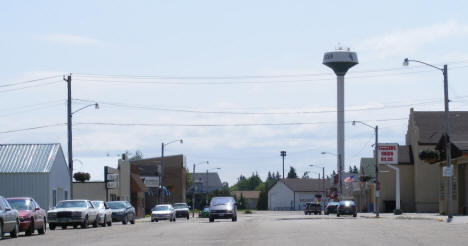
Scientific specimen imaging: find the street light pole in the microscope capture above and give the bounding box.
[310,164,326,209]
[160,139,183,204]
[65,74,73,199]
[192,161,208,218]
[404,59,452,219]
[352,121,379,217]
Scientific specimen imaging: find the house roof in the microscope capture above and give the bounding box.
[279,178,329,192]
[192,172,223,189]
[0,144,62,173]
[232,190,260,199]
[412,110,468,144]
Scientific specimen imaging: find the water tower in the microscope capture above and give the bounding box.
[323,47,358,198]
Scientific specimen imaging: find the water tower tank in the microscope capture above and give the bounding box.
[323,50,358,76]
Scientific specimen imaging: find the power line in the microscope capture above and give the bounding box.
[0,81,62,93]
[0,75,62,88]
[0,117,408,134]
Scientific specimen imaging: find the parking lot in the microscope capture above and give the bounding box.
[2,211,468,246]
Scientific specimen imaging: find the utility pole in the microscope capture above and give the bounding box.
[65,74,73,199]
[443,64,453,219]
[280,151,286,178]
[192,163,196,218]
[375,126,379,217]
[160,143,164,204]
[322,166,325,208]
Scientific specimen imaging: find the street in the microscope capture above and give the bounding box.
[2,211,468,246]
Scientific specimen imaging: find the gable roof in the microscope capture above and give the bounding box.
[232,190,261,199]
[192,172,223,189]
[412,110,468,144]
[279,178,328,192]
[0,144,62,173]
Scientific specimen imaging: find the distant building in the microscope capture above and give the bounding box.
[0,143,70,210]
[232,191,260,209]
[268,179,329,211]
[189,172,223,194]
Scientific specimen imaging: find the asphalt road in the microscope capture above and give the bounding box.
[2,211,468,246]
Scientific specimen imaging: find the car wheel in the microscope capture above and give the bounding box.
[187,215,189,220]
[130,215,135,225]
[101,215,107,227]
[353,214,357,217]
[209,217,214,223]
[107,218,112,227]
[337,213,340,217]
[73,225,78,229]
[154,219,158,222]
[0,222,3,240]
[82,217,89,229]
[38,219,46,234]
[10,221,19,238]
[61,225,67,229]
[232,216,237,222]
[93,216,99,228]
[122,215,128,225]
[26,219,34,236]
[49,223,56,230]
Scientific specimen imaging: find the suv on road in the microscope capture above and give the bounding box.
[336,200,357,217]
[304,202,321,215]
[209,197,237,222]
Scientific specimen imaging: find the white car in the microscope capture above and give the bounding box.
[91,201,113,227]
[47,200,98,229]
[151,204,176,222]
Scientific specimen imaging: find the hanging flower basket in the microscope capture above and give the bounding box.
[418,150,440,164]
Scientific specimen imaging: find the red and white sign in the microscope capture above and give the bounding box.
[377,143,399,165]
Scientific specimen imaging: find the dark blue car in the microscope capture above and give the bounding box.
[106,201,136,225]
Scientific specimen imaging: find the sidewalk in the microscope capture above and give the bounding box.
[359,212,468,224]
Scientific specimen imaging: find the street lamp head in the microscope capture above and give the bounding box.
[179,139,184,144]
[403,58,409,66]
[352,121,356,125]
[320,152,326,155]
[94,103,99,109]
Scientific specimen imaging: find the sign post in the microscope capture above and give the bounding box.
[378,143,401,214]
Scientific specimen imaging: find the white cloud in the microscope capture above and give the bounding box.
[40,34,106,46]
[357,20,468,59]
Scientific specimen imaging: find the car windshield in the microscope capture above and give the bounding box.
[154,205,170,211]
[7,199,34,210]
[340,201,355,206]
[106,202,126,209]
[211,197,232,205]
[56,201,87,208]
[173,203,187,209]
[91,201,104,209]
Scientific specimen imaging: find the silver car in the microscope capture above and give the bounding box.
[91,201,112,227]
[47,200,98,229]
[209,197,237,222]
[151,204,176,222]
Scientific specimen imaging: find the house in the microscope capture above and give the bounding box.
[189,172,223,194]
[268,179,329,211]
[0,143,70,210]
[232,190,260,209]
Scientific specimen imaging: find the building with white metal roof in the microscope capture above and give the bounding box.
[0,143,70,210]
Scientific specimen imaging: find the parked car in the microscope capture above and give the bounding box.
[304,202,321,215]
[91,201,112,227]
[151,204,176,222]
[6,197,46,236]
[336,200,357,217]
[106,201,136,224]
[324,202,340,215]
[173,203,190,219]
[209,197,237,222]
[198,206,209,218]
[0,195,19,239]
[47,200,98,230]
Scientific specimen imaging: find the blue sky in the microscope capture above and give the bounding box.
[1,1,468,185]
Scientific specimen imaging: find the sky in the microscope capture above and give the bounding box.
[1,0,468,185]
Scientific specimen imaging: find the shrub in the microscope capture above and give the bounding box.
[73,172,90,182]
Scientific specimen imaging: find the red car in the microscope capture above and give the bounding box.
[6,197,46,236]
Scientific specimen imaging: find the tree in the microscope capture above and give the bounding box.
[287,166,298,179]
[332,170,336,176]
[301,171,310,179]
[348,166,353,173]
[125,150,144,161]
[352,165,359,174]
[73,172,90,182]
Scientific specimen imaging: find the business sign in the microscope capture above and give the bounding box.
[107,182,119,189]
[141,176,159,187]
[443,166,454,177]
[377,143,399,165]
